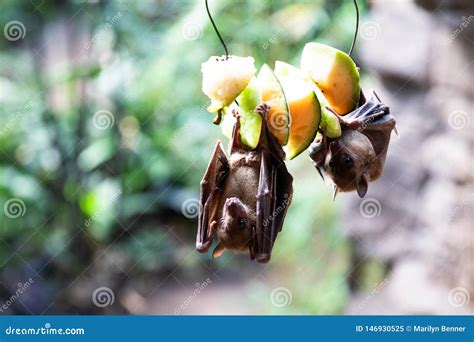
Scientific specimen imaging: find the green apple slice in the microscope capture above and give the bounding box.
[313,87,341,139]
[237,77,262,149]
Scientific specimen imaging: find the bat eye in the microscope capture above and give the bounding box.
[238,218,245,228]
[343,156,353,167]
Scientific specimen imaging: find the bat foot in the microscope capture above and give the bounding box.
[231,108,240,118]
[255,103,270,117]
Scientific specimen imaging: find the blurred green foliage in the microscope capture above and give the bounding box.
[0,0,365,314]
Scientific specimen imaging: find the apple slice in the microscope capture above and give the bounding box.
[201,55,257,112]
[274,62,321,160]
[301,43,360,115]
[257,64,290,146]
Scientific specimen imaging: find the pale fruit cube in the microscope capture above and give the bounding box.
[201,55,256,112]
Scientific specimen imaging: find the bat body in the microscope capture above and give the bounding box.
[197,104,293,263]
[309,91,396,198]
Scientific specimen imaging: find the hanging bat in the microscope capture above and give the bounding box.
[309,91,396,199]
[196,104,293,263]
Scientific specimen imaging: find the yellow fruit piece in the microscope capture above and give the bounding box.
[276,74,321,160]
[257,64,290,146]
[301,43,360,115]
[275,61,341,138]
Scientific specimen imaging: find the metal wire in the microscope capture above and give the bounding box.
[205,0,229,59]
[348,0,360,57]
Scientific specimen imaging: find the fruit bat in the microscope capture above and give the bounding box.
[309,91,396,199]
[196,104,293,263]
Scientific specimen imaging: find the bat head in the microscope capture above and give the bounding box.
[212,197,256,259]
[325,129,375,198]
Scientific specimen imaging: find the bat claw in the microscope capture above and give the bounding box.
[255,103,270,117]
[393,125,400,137]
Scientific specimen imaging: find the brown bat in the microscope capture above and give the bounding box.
[196,104,293,263]
[309,91,396,199]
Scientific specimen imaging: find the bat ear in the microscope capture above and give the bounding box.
[212,243,226,259]
[356,175,369,198]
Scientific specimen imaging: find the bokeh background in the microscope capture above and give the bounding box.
[0,0,472,315]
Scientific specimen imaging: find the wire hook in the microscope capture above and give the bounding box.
[348,0,359,57]
[205,0,229,59]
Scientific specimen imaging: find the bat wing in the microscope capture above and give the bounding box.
[251,110,293,263]
[340,91,396,157]
[196,141,229,253]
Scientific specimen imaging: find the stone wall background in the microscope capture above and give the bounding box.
[344,0,473,314]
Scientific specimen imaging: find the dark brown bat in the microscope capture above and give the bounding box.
[196,104,293,263]
[309,91,396,199]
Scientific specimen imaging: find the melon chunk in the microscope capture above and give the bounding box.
[257,64,290,145]
[274,62,321,160]
[301,43,360,115]
[201,55,256,112]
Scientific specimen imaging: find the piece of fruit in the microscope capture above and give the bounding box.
[313,87,341,138]
[274,63,321,160]
[301,42,360,115]
[237,77,262,149]
[256,64,290,145]
[201,55,257,112]
[274,60,306,79]
[275,61,341,138]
